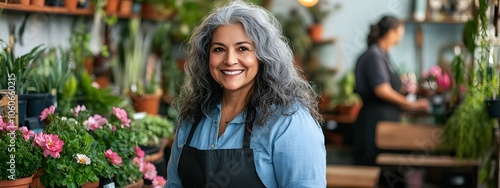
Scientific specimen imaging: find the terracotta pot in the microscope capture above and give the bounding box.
[29,168,44,188]
[94,71,110,88]
[83,56,94,74]
[0,175,33,188]
[81,181,99,188]
[119,0,132,15]
[335,101,362,118]
[130,89,163,115]
[308,24,323,42]
[141,2,174,20]
[19,0,30,5]
[123,179,144,188]
[30,0,44,6]
[65,0,78,10]
[105,0,119,13]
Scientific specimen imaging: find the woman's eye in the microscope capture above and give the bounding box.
[239,47,249,51]
[213,47,224,52]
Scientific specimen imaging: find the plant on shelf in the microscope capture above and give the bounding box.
[306,1,341,41]
[79,71,125,116]
[0,118,42,185]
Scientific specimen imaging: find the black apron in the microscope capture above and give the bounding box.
[177,117,266,188]
[354,48,402,166]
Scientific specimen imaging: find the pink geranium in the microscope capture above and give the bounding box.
[40,105,56,121]
[84,114,108,131]
[19,126,35,141]
[112,107,131,128]
[70,105,87,117]
[152,176,166,188]
[35,132,64,158]
[141,162,157,180]
[135,146,145,158]
[437,73,451,91]
[0,117,15,131]
[104,149,122,166]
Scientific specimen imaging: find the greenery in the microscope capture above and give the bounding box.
[278,9,312,58]
[136,115,175,146]
[42,116,108,188]
[78,71,125,116]
[0,122,42,180]
[307,1,341,24]
[0,42,45,94]
[328,71,360,109]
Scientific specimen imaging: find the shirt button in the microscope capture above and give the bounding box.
[211,144,215,149]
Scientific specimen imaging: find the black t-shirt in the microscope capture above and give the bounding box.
[354,44,401,105]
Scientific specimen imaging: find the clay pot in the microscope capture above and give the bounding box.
[308,24,323,42]
[29,168,44,188]
[130,89,163,115]
[105,0,119,13]
[30,0,44,6]
[65,0,78,10]
[0,176,33,188]
[119,0,132,15]
[81,181,99,188]
[19,0,30,5]
[123,179,144,188]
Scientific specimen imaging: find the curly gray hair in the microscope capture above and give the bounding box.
[174,0,323,126]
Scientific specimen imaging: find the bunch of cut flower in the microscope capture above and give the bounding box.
[420,65,454,95]
[38,105,115,188]
[0,117,42,182]
[63,105,166,187]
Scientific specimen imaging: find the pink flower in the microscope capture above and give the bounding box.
[19,126,35,141]
[437,73,451,91]
[84,115,108,131]
[35,133,64,158]
[141,162,157,180]
[110,126,116,132]
[70,105,87,117]
[135,146,145,158]
[91,82,100,88]
[6,124,17,131]
[152,176,166,188]
[0,116,6,131]
[104,149,122,166]
[40,105,55,121]
[113,107,131,128]
[133,156,145,169]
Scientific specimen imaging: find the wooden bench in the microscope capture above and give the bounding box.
[326,165,381,187]
[375,121,478,167]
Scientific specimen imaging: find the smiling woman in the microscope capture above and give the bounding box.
[167,1,326,188]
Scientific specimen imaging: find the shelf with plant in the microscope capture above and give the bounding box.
[440,0,500,186]
[0,119,42,186]
[306,1,341,42]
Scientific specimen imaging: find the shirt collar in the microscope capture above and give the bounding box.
[208,102,246,124]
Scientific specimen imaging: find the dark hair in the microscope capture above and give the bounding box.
[367,15,402,46]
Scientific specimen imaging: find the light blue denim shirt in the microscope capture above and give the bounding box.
[166,103,326,188]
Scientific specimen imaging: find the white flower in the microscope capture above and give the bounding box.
[75,154,91,165]
[75,121,78,125]
[61,117,67,121]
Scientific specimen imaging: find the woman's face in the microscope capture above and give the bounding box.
[209,24,259,93]
[389,24,405,46]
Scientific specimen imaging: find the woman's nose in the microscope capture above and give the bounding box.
[225,50,238,65]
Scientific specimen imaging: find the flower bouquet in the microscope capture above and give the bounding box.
[0,117,42,185]
[420,65,453,95]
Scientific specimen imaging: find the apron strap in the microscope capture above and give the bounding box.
[186,117,202,146]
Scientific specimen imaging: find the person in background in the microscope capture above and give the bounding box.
[353,15,429,166]
[166,1,326,187]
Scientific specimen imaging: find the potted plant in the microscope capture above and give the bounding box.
[114,18,163,115]
[0,42,45,127]
[329,71,361,117]
[277,9,312,68]
[135,114,174,166]
[0,118,42,187]
[306,1,341,42]
[36,105,117,188]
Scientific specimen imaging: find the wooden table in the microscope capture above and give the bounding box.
[326,165,381,187]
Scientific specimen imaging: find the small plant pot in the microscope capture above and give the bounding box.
[105,0,119,14]
[485,99,500,118]
[119,0,132,15]
[25,93,51,118]
[30,0,44,6]
[65,0,78,10]
[81,181,99,188]
[19,0,30,5]
[308,24,323,42]
[29,168,44,188]
[0,175,33,188]
[130,90,163,115]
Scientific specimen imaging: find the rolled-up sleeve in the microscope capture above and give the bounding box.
[272,107,326,188]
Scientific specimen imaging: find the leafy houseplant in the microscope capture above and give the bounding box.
[0,119,42,182]
[136,114,174,146]
[306,1,341,41]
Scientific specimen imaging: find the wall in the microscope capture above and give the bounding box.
[271,0,465,77]
[1,0,466,76]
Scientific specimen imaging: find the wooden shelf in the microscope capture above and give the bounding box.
[405,17,468,24]
[312,38,337,46]
[0,3,142,19]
